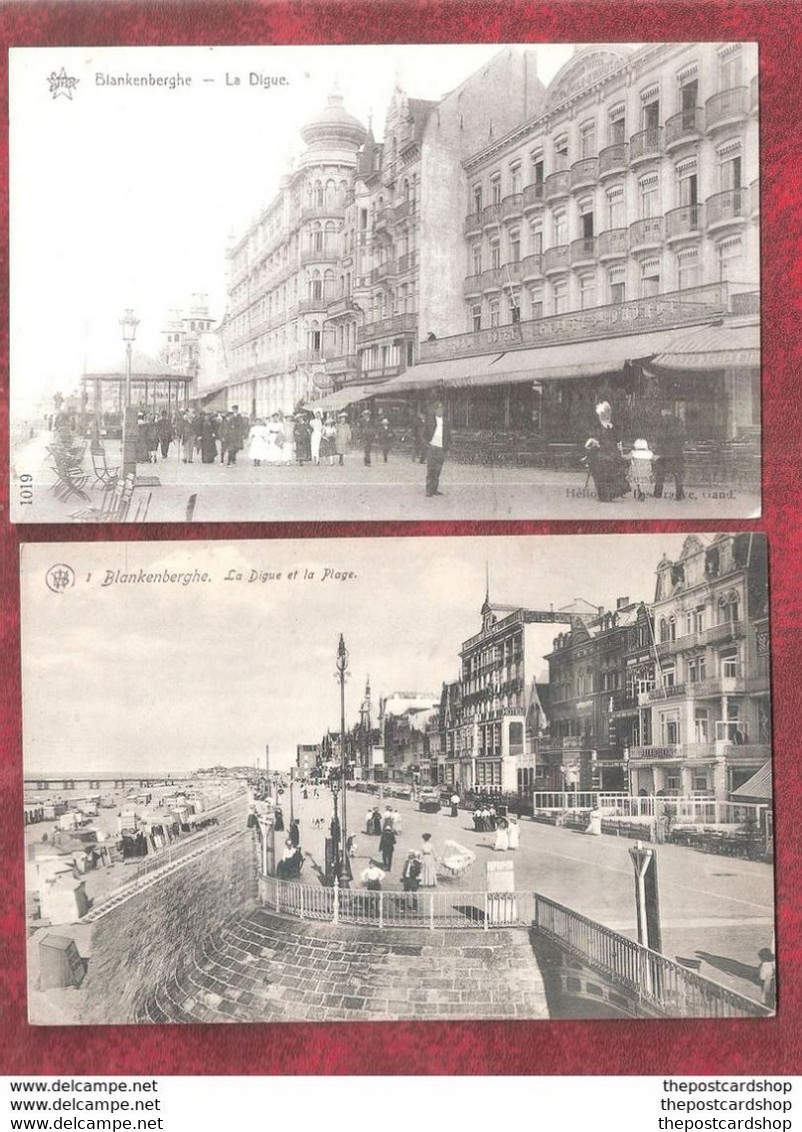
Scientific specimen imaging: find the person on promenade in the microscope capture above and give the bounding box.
[360,410,376,466]
[424,399,451,497]
[247,418,270,467]
[223,405,247,467]
[392,807,402,836]
[507,816,520,851]
[379,823,397,871]
[155,410,174,460]
[378,417,394,463]
[584,400,629,503]
[369,807,383,836]
[335,413,351,466]
[450,792,460,818]
[361,863,385,890]
[401,850,422,912]
[294,414,312,465]
[652,405,686,502]
[420,832,439,887]
[412,412,427,464]
[310,411,323,465]
[494,817,510,852]
[199,412,218,464]
[288,818,300,849]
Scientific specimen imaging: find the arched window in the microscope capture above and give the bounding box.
[668,615,677,641]
[325,180,337,207]
[315,181,324,207]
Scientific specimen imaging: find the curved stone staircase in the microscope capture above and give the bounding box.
[137,905,549,1023]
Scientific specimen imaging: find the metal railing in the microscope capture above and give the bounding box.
[522,182,545,210]
[665,107,703,146]
[543,245,570,274]
[706,86,749,129]
[630,126,663,161]
[598,143,628,176]
[598,228,629,258]
[706,188,746,227]
[666,204,705,239]
[630,216,665,248]
[533,894,769,1017]
[570,157,598,188]
[544,170,571,201]
[261,873,535,930]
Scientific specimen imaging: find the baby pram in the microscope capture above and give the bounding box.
[437,840,476,883]
[628,438,654,501]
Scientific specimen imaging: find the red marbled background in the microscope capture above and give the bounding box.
[1,0,800,1077]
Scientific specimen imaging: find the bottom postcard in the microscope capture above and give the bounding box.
[19,534,775,1024]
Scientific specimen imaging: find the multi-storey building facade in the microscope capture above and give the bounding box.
[404,42,760,458]
[542,597,644,792]
[628,533,770,800]
[448,595,594,792]
[222,93,367,416]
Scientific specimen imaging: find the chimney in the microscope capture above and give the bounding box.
[617,596,629,610]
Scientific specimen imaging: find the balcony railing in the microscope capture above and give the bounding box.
[544,170,571,201]
[706,86,749,130]
[665,107,703,147]
[481,266,506,290]
[520,253,543,280]
[324,355,357,374]
[397,251,417,273]
[688,676,746,697]
[570,236,597,265]
[629,216,665,248]
[706,188,746,228]
[464,212,483,236]
[598,228,629,258]
[300,247,338,265]
[298,297,328,314]
[295,349,323,364]
[648,682,686,701]
[501,193,523,220]
[522,182,545,210]
[356,312,417,343]
[394,199,414,222]
[482,204,501,229]
[299,204,345,223]
[326,296,360,318]
[630,126,663,161]
[666,204,704,240]
[749,178,760,216]
[543,244,570,274]
[629,743,714,761]
[463,273,483,296]
[598,143,628,176]
[371,260,397,283]
[570,157,598,189]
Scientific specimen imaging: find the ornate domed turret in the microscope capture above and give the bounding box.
[300,90,368,152]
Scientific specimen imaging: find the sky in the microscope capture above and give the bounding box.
[21,533,700,776]
[9,42,581,417]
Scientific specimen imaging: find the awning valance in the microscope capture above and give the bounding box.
[376,325,715,394]
[650,320,760,371]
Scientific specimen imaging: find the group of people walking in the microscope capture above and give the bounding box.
[584,400,686,504]
[129,397,454,497]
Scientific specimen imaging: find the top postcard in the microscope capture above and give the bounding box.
[9,43,761,523]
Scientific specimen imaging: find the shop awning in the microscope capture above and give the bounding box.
[303,383,379,412]
[376,325,716,394]
[650,319,760,371]
[730,761,772,803]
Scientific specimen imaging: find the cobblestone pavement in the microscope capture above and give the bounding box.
[288,785,774,1002]
[11,431,759,522]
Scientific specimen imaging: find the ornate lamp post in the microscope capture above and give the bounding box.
[119,309,140,479]
[335,634,350,885]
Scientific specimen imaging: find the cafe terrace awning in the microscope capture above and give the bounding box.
[730,761,772,804]
[303,383,380,412]
[375,325,714,394]
[649,319,760,371]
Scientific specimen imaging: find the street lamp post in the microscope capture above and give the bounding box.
[120,309,140,479]
[336,634,350,885]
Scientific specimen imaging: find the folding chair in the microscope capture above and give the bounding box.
[90,441,119,488]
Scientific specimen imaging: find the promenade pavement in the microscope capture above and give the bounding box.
[284,785,774,1003]
[10,431,759,522]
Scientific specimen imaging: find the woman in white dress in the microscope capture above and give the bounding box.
[247,419,271,466]
[310,412,324,464]
[264,413,285,465]
[419,833,438,887]
[493,818,510,852]
[507,817,520,850]
[279,412,295,464]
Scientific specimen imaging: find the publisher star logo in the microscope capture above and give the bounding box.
[48,67,79,100]
[46,564,76,593]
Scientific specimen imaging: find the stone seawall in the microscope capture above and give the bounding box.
[80,829,259,1024]
[138,904,549,1023]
